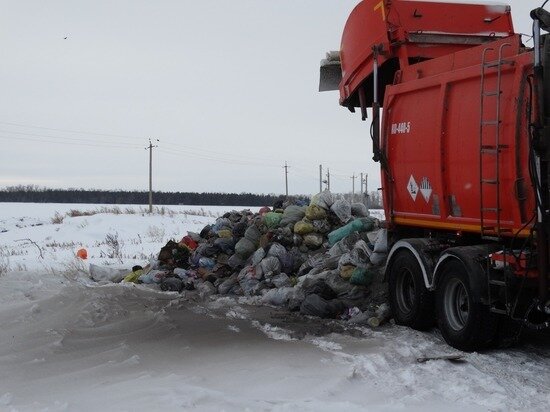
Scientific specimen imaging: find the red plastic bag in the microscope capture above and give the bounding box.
[180,235,198,250]
[76,248,88,259]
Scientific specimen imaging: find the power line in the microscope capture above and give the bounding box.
[0,134,142,149]
[0,129,143,147]
[0,119,282,164]
[0,120,144,140]
[157,147,280,168]
[160,140,282,165]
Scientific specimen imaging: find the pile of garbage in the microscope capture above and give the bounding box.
[91,191,391,326]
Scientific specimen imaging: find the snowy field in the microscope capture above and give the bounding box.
[0,203,549,411]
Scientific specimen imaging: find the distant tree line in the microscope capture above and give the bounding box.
[0,185,383,208]
[0,185,307,206]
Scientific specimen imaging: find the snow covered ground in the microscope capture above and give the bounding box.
[0,203,549,411]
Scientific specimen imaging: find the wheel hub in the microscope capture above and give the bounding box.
[396,268,415,314]
[444,277,470,331]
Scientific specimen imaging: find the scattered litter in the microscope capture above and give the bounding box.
[76,248,88,260]
[416,354,466,364]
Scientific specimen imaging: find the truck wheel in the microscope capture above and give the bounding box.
[436,260,497,351]
[388,250,435,330]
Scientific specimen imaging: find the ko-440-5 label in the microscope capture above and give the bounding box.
[391,122,411,134]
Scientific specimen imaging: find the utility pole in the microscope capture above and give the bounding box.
[146,139,159,213]
[360,172,364,203]
[326,168,331,191]
[351,174,356,202]
[283,161,289,197]
[365,173,369,208]
[319,164,323,193]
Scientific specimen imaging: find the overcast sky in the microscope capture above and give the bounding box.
[0,1,539,196]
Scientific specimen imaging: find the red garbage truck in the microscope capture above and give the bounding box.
[320,0,550,350]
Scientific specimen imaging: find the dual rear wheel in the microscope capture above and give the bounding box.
[388,250,497,350]
[435,260,497,351]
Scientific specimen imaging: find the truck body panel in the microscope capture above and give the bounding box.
[381,35,535,236]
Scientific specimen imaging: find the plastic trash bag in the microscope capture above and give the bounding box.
[266,242,287,262]
[266,243,292,272]
[214,237,235,254]
[325,270,355,295]
[90,264,130,283]
[139,270,167,284]
[312,219,331,234]
[305,204,327,221]
[149,257,161,270]
[350,240,371,267]
[370,252,387,266]
[272,226,294,247]
[161,277,183,292]
[173,268,191,281]
[196,281,217,299]
[212,218,232,234]
[238,266,264,296]
[180,235,198,250]
[348,309,376,325]
[310,190,334,210]
[328,218,376,246]
[259,206,271,215]
[195,243,218,258]
[217,229,232,239]
[263,212,283,229]
[280,205,306,227]
[298,277,337,300]
[261,287,295,306]
[200,225,212,239]
[294,220,314,235]
[260,256,281,275]
[328,239,352,258]
[244,225,261,245]
[272,273,292,288]
[198,257,215,269]
[338,252,355,269]
[251,247,266,266]
[122,269,143,283]
[340,265,355,280]
[218,274,239,295]
[351,202,369,217]
[228,254,246,269]
[235,237,256,259]
[303,233,324,249]
[330,199,352,223]
[297,253,326,277]
[349,267,375,286]
[186,232,202,242]
[373,229,388,253]
[232,221,247,238]
[300,294,345,319]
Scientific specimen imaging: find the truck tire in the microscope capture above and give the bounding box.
[388,250,435,330]
[436,260,497,351]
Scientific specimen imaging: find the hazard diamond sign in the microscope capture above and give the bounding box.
[407,175,418,201]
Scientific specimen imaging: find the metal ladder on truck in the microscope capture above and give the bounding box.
[479,43,513,315]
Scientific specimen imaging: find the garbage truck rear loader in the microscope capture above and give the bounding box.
[320,0,550,350]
